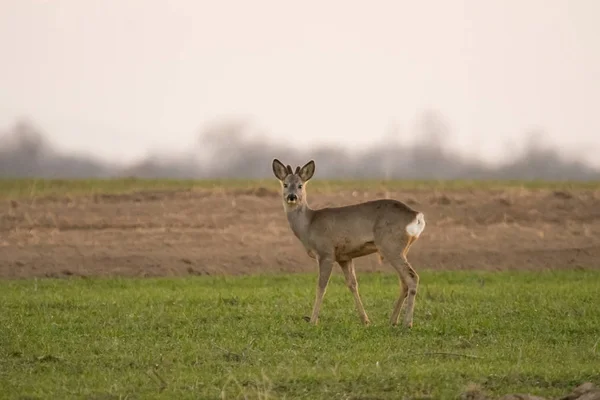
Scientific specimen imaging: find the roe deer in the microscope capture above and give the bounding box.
[272,159,426,327]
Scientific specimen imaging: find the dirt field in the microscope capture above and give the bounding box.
[1,186,599,278]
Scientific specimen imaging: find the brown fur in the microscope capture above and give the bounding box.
[272,158,426,327]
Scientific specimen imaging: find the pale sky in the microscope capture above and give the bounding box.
[1,0,599,166]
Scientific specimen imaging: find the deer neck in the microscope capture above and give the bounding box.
[285,202,313,242]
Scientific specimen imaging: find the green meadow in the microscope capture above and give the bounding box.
[2,177,599,200]
[1,270,599,399]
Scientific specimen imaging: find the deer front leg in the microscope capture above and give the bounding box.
[308,255,334,325]
[339,260,371,325]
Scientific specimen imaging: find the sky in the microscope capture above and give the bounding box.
[1,0,599,166]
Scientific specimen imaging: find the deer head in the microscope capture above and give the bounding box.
[272,159,315,209]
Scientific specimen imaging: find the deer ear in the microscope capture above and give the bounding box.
[272,159,288,181]
[299,160,315,182]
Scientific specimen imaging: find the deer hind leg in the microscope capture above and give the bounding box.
[339,259,371,325]
[308,255,334,325]
[390,277,409,326]
[377,251,408,324]
[377,235,420,328]
[378,235,416,265]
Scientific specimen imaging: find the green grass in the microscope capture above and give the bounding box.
[1,270,599,399]
[1,178,600,200]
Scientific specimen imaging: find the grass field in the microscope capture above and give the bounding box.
[1,270,599,399]
[2,177,600,200]
[1,178,599,398]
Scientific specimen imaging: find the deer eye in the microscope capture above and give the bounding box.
[298,184,303,189]
[283,183,288,188]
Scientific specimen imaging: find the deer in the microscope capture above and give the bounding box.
[272,158,426,328]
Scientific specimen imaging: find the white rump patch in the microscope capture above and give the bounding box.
[406,212,426,237]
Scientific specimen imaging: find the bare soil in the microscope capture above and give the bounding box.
[1,187,599,278]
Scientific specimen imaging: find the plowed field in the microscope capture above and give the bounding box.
[2,182,598,278]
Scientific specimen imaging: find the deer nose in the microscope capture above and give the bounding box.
[287,194,297,202]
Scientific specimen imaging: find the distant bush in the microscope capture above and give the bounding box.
[1,114,598,180]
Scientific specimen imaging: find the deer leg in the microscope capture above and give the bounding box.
[393,256,419,328]
[378,236,420,328]
[389,235,419,324]
[308,255,334,325]
[404,235,416,256]
[401,258,419,328]
[339,260,371,325]
[399,236,420,327]
[390,278,408,326]
[379,253,409,325]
